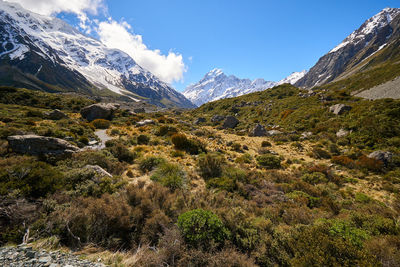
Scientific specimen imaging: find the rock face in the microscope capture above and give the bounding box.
[7,135,79,156]
[80,103,119,122]
[250,124,267,136]
[223,116,239,129]
[45,109,68,120]
[329,104,352,115]
[194,117,206,125]
[368,151,393,165]
[211,115,225,123]
[0,245,104,267]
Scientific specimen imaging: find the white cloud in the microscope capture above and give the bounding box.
[5,0,186,84]
[97,20,186,84]
[4,0,105,16]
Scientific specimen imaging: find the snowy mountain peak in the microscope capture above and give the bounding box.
[0,0,194,108]
[183,69,277,106]
[277,70,308,85]
[330,7,400,53]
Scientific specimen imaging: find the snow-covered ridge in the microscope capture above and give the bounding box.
[0,0,191,106]
[330,7,400,53]
[277,70,308,85]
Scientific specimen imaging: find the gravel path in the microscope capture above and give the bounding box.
[355,76,400,100]
[0,245,105,267]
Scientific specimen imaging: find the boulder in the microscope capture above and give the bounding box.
[301,131,313,139]
[329,104,352,115]
[44,109,68,120]
[84,165,112,178]
[211,115,225,122]
[336,129,349,138]
[194,117,206,125]
[136,119,155,127]
[266,130,283,136]
[368,151,393,165]
[7,135,79,157]
[133,107,146,113]
[80,103,119,122]
[250,124,267,136]
[223,116,239,129]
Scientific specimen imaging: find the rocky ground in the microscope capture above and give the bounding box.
[0,245,105,267]
[355,76,400,99]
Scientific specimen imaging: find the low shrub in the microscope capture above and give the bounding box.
[107,143,136,163]
[171,133,206,155]
[154,125,178,136]
[356,155,384,173]
[177,209,229,249]
[91,119,111,129]
[256,154,281,169]
[137,134,150,145]
[151,162,186,190]
[332,155,356,169]
[261,141,272,147]
[197,153,226,180]
[312,147,331,159]
[139,156,166,173]
[301,172,328,185]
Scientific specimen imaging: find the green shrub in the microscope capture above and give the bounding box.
[355,192,371,203]
[137,134,150,145]
[312,147,331,159]
[301,172,328,185]
[139,156,166,173]
[235,153,252,164]
[25,110,43,118]
[151,162,186,190]
[256,154,281,169]
[171,133,206,155]
[261,141,272,147]
[154,125,177,136]
[207,167,247,192]
[177,209,229,249]
[106,143,136,163]
[197,153,226,180]
[78,136,89,145]
[91,119,111,129]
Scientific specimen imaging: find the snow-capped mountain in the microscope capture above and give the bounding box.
[183,69,277,106]
[296,7,400,88]
[0,0,194,108]
[277,70,308,85]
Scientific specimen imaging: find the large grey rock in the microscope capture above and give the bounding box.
[211,115,225,122]
[250,124,266,136]
[7,135,79,157]
[84,165,112,178]
[368,151,393,165]
[133,107,146,113]
[329,104,352,115]
[222,116,239,129]
[300,131,313,139]
[80,103,119,122]
[266,130,283,136]
[45,109,68,120]
[336,128,349,138]
[136,119,155,127]
[194,117,206,125]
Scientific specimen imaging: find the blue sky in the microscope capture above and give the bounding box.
[59,0,399,91]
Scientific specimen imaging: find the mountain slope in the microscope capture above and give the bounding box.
[183,69,277,106]
[0,0,194,108]
[296,7,400,88]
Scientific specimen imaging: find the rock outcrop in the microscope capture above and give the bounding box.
[368,151,393,165]
[211,115,225,123]
[44,109,68,120]
[7,135,79,157]
[329,104,352,115]
[80,103,119,122]
[223,116,239,129]
[250,124,267,136]
[194,117,206,125]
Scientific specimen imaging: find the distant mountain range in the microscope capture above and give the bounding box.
[0,0,194,108]
[183,69,307,106]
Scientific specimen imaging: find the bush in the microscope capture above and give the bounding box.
[197,153,226,180]
[261,141,272,147]
[139,156,166,173]
[256,154,281,169]
[106,143,136,163]
[78,136,89,145]
[332,155,356,169]
[151,162,186,190]
[312,147,331,159]
[171,133,206,155]
[155,125,178,136]
[356,155,384,172]
[207,167,247,192]
[301,172,328,185]
[177,209,229,249]
[91,119,111,129]
[137,134,150,145]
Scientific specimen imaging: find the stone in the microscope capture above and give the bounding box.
[368,151,393,165]
[194,117,206,125]
[84,165,112,178]
[80,103,119,122]
[250,124,267,136]
[136,119,155,127]
[45,109,68,120]
[39,256,52,263]
[329,104,352,115]
[300,131,313,139]
[336,128,349,138]
[133,107,145,113]
[222,116,239,129]
[266,130,283,136]
[211,115,225,122]
[7,135,79,157]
